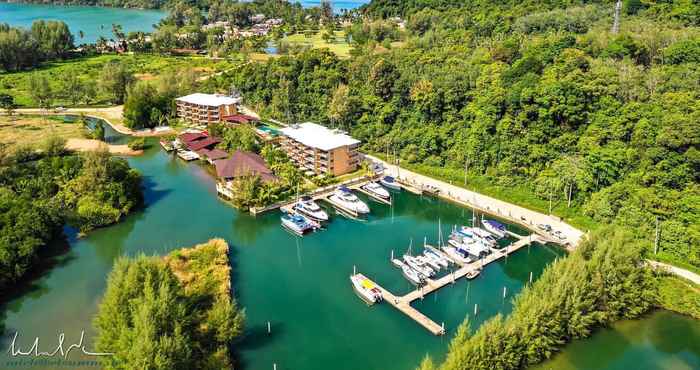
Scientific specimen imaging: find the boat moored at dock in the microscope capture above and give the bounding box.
[403,255,435,277]
[361,182,391,200]
[482,218,507,239]
[465,226,499,247]
[293,196,329,222]
[401,264,424,286]
[380,176,402,191]
[465,269,481,280]
[328,186,370,214]
[350,273,383,305]
[281,212,316,236]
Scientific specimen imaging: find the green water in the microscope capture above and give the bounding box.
[0,3,164,44]
[1,137,693,370]
[533,311,700,370]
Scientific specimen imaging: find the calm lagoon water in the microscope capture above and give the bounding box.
[0,136,563,370]
[0,124,696,370]
[0,3,164,44]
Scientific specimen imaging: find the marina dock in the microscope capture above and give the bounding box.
[361,234,540,336]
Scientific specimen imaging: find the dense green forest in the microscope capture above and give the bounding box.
[214,0,700,271]
[0,139,142,292]
[94,239,244,369]
[0,21,74,72]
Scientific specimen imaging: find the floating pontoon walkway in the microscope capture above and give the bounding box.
[361,234,540,336]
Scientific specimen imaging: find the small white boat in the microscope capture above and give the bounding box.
[402,264,423,285]
[328,186,370,214]
[425,245,452,265]
[391,258,406,268]
[380,176,401,191]
[417,254,442,271]
[462,226,498,248]
[466,269,481,280]
[350,273,383,305]
[177,150,199,161]
[423,250,449,268]
[403,255,435,277]
[482,218,507,239]
[441,246,472,265]
[280,212,315,236]
[294,196,329,222]
[361,182,391,200]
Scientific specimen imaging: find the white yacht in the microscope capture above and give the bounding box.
[380,176,402,191]
[361,182,391,200]
[463,226,498,248]
[350,274,383,305]
[293,196,329,222]
[329,186,370,214]
[417,254,442,271]
[440,245,472,265]
[423,249,449,268]
[403,255,435,277]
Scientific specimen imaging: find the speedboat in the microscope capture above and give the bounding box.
[361,182,391,200]
[482,218,507,239]
[293,196,329,222]
[380,176,401,191]
[350,273,383,304]
[402,264,423,285]
[329,186,370,214]
[280,212,315,236]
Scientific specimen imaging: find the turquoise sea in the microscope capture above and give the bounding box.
[0,3,165,44]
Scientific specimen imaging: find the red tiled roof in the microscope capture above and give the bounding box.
[197,148,229,161]
[222,114,259,124]
[180,132,207,143]
[187,137,221,151]
[214,150,277,183]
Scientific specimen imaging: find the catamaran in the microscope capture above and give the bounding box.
[403,255,435,277]
[361,182,391,200]
[417,254,442,271]
[423,249,449,268]
[482,218,507,239]
[462,226,498,248]
[380,176,401,191]
[293,196,329,222]
[402,264,423,285]
[350,273,383,304]
[280,212,315,236]
[329,186,370,214]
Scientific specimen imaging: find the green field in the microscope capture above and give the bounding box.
[281,30,352,58]
[0,54,236,107]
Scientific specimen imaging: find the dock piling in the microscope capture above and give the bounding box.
[353,265,356,275]
[267,321,271,334]
[529,271,533,284]
[503,286,507,299]
[474,303,478,316]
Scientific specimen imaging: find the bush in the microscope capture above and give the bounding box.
[128,137,147,150]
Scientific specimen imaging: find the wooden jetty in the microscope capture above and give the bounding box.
[361,234,540,336]
[350,183,392,205]
[396,179,423,195]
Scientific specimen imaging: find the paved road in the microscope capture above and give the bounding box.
[368,155,585,248]
[648,260,700,285]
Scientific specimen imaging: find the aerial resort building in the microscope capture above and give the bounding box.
[175,93,241,125]
[280,122,361,176]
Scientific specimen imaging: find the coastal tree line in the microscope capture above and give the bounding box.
[0,139,143,293]
[0,21,74,72]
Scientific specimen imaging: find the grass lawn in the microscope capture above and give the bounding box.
[0,114,86,151]
[282,30,352,58]
[0,53,236,107]
[656,275,700,319]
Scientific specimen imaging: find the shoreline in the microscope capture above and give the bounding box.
[367,154,584,250]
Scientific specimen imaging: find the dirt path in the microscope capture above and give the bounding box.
[65,138,142,156]
[648,261,700,285]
